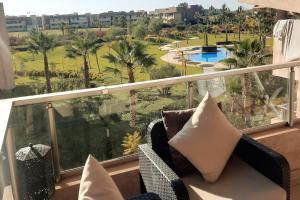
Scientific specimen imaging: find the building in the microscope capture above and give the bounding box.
[149,4,204,24]
[5,10,148,32]
[6,15,42,32]
[42,13,89,30]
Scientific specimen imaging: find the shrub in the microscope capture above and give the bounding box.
[9,36,27,46]
[149,64,181,96]
[104,27,126,41]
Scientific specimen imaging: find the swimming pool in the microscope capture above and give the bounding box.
[188,48,230,63]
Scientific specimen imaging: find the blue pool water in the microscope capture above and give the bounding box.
[189,48,230,63]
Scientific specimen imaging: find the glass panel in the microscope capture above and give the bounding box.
[8,104,52,200]
[0,139,13,200]
[10,104,51,149]
[294,67,300,119]
[191,70,288,129]
[54,82,189,170]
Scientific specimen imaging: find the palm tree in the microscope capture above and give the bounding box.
[254,8,276,48]
[220,39,271,124]
[91,44,102,73]
[27,31,57,93]
[104,40,155,127]
[65,32,102,88]
[220,4,231,43]
[236,6,245,42]
[59,22,66,36]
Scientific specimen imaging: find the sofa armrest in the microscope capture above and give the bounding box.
[235,135,290,199]
[139,144,188,200]
[127,192,161,200]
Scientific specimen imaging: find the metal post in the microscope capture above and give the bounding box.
[47,103,61,183]
[0,152,4,199]
[288,67,295,127]
[6,128,20,200]
[187,82,194,108]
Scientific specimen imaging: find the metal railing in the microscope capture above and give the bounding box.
[1,60,300,200]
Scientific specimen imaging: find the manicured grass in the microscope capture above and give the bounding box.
[12,40,203,87]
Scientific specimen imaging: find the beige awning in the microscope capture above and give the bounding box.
[239,0,300,13]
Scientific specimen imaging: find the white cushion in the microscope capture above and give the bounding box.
[182,157,286,200]
[169,92,242,182]
[78,155,124,200]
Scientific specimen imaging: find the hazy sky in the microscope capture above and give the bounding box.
[0,0,253,16]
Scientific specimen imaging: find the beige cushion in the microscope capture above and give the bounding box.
[182,157,286,200]
[78,155,124,200]
[168,92,242,182]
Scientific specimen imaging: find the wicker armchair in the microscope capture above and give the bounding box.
[127,192,161,200]
[139,119,290,200]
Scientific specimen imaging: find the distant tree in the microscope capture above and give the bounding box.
[96,20,103,31]
[208,5,216,15]
[132,21,148,39]
[178,2,189,8]
[59,22,67,36]
[104,40,155,127]
[120,15,127,28]
[236,6,245,42]
[194,9,211,46]
[112,16,120,26]
[220,4,231,42]
[27,31,57,93]
[212,25,221,38]
[65,32,102,88]
[254,8,276,47]
[148,18,163,42]
[245,17,258,35]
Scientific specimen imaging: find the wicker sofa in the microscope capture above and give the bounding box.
[139,119,291,200]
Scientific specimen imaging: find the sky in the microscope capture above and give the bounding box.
[0,0,253,16]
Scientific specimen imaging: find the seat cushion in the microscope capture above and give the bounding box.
[169,93,242,182]
[182,157,286,200]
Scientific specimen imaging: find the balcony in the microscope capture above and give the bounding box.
[1,60,300,199]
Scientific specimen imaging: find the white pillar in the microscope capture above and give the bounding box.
[0,3,15,90]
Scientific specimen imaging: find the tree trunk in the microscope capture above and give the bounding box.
[43,53,52,93]
[127,68,136,128]
[83,55,90,88]
[95,53,101,73]
[225,29,229,42]
[87,55,92,69]
[243,73,252,125]
[238,27,241,42]
[204,33,208,46]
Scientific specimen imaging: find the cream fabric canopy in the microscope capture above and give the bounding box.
[240,0,300,13]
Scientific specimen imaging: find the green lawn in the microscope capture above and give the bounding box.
[13,41,202,87]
